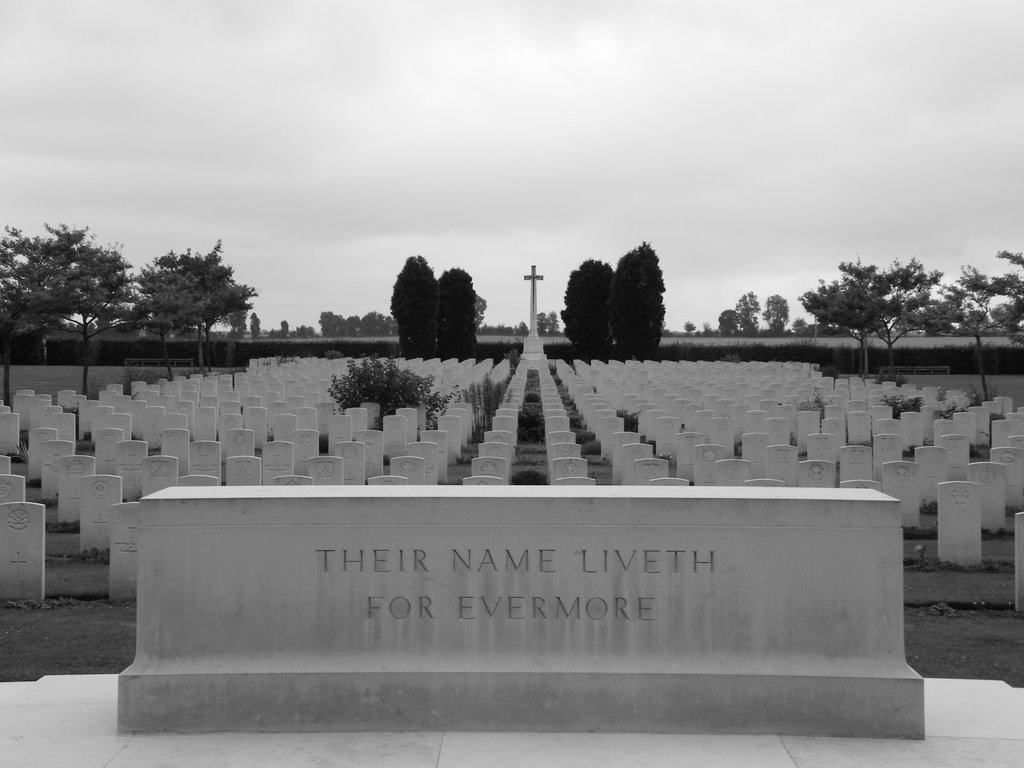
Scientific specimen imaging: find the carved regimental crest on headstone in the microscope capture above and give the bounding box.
[7,508,29,530]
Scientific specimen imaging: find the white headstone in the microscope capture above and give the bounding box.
[0,502,45,600]
[937,481,982,565]
[80,475,122,551]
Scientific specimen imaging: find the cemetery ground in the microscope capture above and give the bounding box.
[1,365,1022,690]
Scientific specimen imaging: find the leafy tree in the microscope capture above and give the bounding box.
[154,241,256,370]
[328,356,457,429]
[134,259,201,378]
[294,324,316,338]
[800,260,881,376]
[790,317,811,337]
[762,295,790,334]
[319,311,342,337]
[545,310,560,335]
[536,310,561,336]
[474,294,487,329]
[227,310,248,338]
[361,311,395,337]
[0,227,61,404]
[701,322,713,335]
[390,256,438,357]
[925,266,1013,400]
[40,224,136,393]
[250,312,261,338]
[608,242,666,360]
[717,309,739,336]
[437,268,477,360]
[994,250,1024,342]
[872,259,943,367]
[561,259,613,360]
[734,292,761,335]
[683,321,696,336]
[279,320,290,337]
[513,321,529,337]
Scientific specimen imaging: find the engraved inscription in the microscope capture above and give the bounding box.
[318,546,717,624]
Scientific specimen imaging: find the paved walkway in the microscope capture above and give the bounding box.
[2,675,1022,767]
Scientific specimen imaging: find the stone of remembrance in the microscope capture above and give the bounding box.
[118,485,924,737]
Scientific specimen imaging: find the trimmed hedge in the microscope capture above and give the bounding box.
[15,335,1024,375]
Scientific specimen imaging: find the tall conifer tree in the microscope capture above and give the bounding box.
[608,242,666,360]
[437,267,477,360]
[561,259,613,360]
[390,255,439,358]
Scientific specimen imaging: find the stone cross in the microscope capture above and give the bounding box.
[523,265,543,336]
[10,551,27,581]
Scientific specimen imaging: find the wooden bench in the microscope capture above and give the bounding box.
[878,365,950,377]
[124,358,195,368]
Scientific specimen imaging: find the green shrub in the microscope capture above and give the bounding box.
[524,392,541,403]
[880,393,923,418]
[517,408,545,443]
[617,410,639,433]
[511,469,546,485]
[328,356,458,430]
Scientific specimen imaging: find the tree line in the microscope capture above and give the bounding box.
[709,292,793,337]
[0,224,256,402]
[799,255,1024,399]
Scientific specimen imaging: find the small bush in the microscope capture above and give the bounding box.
[511,469,546,485]
[617,410,639,433]
[328,356,459,430]
[518,408,545,443]
[524,392,541,403]
[581,440,601,455]
[797,392,827,419]
[880,393,923,418]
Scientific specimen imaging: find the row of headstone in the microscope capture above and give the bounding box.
[548,358,1019,566]
[2,356,510,599]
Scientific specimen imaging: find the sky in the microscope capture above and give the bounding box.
[3,1,1024,334]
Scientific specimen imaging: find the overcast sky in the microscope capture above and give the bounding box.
[3,1,1023,333]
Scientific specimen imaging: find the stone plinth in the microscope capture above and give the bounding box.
[521,332,546,364]
[118,486,923,738]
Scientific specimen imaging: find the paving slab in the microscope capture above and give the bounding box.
[0,675,1022,768]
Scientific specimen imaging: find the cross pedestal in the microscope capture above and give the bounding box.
[522,266,547,366]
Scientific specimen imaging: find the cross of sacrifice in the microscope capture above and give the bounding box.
[523,265,544,335]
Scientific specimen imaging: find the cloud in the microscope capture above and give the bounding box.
[2,1,1023,333]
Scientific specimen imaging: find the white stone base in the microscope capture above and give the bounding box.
[118,669,923,737]
[4,676,1024,767]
